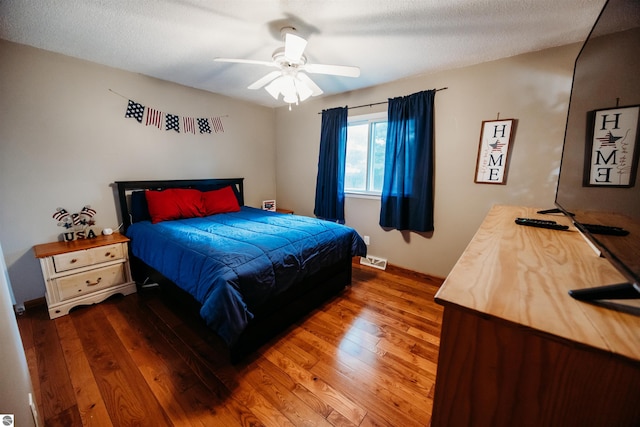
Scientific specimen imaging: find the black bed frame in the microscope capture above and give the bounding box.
[114,178,353,363]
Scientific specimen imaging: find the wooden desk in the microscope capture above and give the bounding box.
[432,205,640,426]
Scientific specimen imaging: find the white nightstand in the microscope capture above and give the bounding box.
[33,233,136,319]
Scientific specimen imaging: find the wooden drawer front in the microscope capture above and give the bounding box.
[53,244,124,273]
[53,250,91,272]
[87,244,124,265]
[57,263,125,301]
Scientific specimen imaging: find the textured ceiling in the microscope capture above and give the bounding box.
[0,0,606,108]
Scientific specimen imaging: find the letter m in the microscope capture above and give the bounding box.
[594,150,617,165]
[488,153,504,167]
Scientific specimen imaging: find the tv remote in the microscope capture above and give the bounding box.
[515,217,569,230]
[578,223,629,236]
[515,217,557,225]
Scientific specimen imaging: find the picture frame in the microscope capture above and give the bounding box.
[474,118,516,184]
[584,105,639,187]
[262,200,276,211]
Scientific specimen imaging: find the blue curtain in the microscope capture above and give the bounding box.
[379,90,436,232]
[314,106,348,223]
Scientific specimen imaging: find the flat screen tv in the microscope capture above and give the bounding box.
[555,0,640,301]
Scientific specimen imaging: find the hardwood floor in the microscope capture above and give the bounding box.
[17,263,444,427]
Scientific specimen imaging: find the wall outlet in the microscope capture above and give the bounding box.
[363,235,370,245]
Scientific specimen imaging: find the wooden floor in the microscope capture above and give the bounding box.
[17,263,444,427]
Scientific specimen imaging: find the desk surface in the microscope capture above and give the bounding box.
[435,205,640,362]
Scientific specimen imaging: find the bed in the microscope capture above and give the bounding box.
[115,178,366,362]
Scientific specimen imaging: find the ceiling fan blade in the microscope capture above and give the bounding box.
[214,57,276,67]
[284,32,307,62]
[297,72,323,96]
[303,63,361,78]
[248,71,282,90]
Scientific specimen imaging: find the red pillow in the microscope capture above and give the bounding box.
[145,188,205,223]
[201,186,241,215]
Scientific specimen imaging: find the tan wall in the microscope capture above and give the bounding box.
[0,40,277,305]
[274,43,581,278]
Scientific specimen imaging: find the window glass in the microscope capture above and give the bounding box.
[370,121,387,192]
[345,113,387,195]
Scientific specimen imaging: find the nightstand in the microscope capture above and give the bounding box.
[33,233,136,319]
[276,208,294,214]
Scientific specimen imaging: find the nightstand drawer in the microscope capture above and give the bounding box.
[53,243,124,272]
[57,263,125,301]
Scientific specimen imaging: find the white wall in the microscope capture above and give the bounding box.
[0,40,277,305]
[274,44,581,278]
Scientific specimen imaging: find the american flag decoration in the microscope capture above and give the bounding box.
[81,205,97,218]
[166,114,180,132]
[52,206,99,237]
[211,116,225,133]
[79,205,97,226]
[125,100,145,123]
[145,108,164,129]
[52,207,70,222]
[120,96,226,136]
[183,116,196,134]
[198,118,211,134]
[596,131,622,147]
[53,205,97,229]
[489,140,505,151]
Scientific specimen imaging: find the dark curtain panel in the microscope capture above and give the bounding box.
[379,90,436,232]
[314,106,348,223]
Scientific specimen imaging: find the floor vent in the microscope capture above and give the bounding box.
[360,255,388,270]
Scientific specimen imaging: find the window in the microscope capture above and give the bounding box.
[344,112,387,195]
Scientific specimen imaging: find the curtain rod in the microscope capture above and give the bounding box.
[317,87,448,114]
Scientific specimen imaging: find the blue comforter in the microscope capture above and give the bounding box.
[126,207,366,345]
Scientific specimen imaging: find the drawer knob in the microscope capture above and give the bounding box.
[86,277,102,286]
[104,252,111,257]
[70,258,78,264]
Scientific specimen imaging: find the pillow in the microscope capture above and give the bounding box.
[145,188,206,223]
[130,191,151,223]
[201,186,241,215]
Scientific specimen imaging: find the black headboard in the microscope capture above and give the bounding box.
[115,178,245,232]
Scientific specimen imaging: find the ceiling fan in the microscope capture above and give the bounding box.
[214,27,360,105]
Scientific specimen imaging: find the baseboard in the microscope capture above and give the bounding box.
[352,257,445,286]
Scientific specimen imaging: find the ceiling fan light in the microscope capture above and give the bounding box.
[283,93,298,104]
[264,81,282,100]
[294,78,313,101]
[263,72,317,105]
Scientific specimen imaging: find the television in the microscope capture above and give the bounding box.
[554,0,640,301]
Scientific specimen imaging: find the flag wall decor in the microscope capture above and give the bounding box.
[52,205,99,241]
[125,100,145,123]
[211,116,225,133]
[166,114,180,132]
[183,116,196,134]
[146,107,164,129]
[121,96,226,136]
[198,118,211,134]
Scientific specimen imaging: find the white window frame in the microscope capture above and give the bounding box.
[345,111,388,198]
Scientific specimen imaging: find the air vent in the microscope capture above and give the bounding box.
[360,255,388,270]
